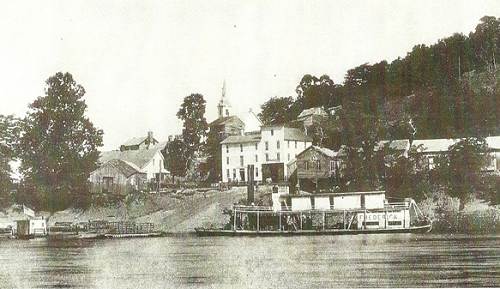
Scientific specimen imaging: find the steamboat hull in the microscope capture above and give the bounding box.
[195,224,432,237]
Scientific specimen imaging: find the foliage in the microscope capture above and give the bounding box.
[258,96,299,125]
[177,93,208,159]
[385,145,432,200]
[337,100,388,191]
[164,139,189,180]
[434,137,491,210]
[0,115,21,204]
[17,72,103,211]
[205,124,223,182]
[296,74,339,109]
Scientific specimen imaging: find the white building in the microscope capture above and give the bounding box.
[99,132,168,181]
[221,125,312,183]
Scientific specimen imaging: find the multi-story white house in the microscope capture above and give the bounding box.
[221,125,312,183]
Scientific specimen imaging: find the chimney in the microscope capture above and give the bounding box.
[147,131,154,147]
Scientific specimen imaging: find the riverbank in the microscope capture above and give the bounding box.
[0,186,270,233]
[418,193,500,234]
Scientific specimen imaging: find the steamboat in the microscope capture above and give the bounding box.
[196,190,431,236]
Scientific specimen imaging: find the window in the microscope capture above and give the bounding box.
[103,177,114,192]
[277,153,280,161]
[225,109,229,116]
[304,161,309,170]
[240,144,243,152]
[295,141,297,148]
[255,167,259,177]
[233,169,236,180]
[255,154,258,162]
[277,140,280,149]
[265,141,269,151]
[271,129,274,136]
[240,156,244,167]
[226,157,229,165]
[330,160,335,173]
[266,153,269,161]
[287,141,290,148]
[227,169,230,179]
[226,145,229,153]
[316,160,321,170]
[255,143,258,150]
[288,153,290,161]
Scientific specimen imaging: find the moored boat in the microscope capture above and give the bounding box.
[196,190,432,236]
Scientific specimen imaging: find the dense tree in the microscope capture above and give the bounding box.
[434,137,491,210]
[0,115,20,205]
[258,96,298,125]
[17,72,103,211]
[164,139,189,181]
[296,74,339,109]
[177,94,208,162]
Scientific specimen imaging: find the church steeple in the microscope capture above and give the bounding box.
[217,80,231,118]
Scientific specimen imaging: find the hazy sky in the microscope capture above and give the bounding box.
[0,1,498,150]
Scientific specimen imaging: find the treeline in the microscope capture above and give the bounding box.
[260,16,499,142]
[259,16,499,207]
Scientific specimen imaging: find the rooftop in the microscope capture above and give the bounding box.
[102,159,144,177]
[221,134,261,144]
[100,142,166,168]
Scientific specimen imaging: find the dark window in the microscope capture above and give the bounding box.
[277,153,280,161]
[226,157,229,165]
[240,144,243,152]
[255,143,258,150]
[316,160,321,170]
[277,141,280,149]
[226,145,229,153]
[271,129,274,136]
[304,161,309,170]
[266,153,269,161]
[265,141,269,150]
[255,168,259,177]
[363,221,379,226]
[233,169,236,180]
[226,169,230,179]
[295,141,297,148]
[240,156,244,166]
[310,197,315,209]
[103,177,114,192]
[361,195,365,208]
[388,221,402,226]
[255,154,258,162]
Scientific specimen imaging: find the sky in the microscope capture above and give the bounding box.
[0,0,498,151]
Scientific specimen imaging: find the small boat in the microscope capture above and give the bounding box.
[196,190,432,237]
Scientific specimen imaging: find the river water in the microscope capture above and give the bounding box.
[0,234,498,288]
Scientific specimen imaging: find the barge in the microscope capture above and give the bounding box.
[196,190,431,236]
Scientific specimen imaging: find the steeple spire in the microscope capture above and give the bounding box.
[217,80,231,118]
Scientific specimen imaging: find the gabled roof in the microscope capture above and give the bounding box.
[412,139,459,153]
[296,146,338,159]
[284,127,313,142]
[412,136,500,153]
[209,115,244,127]
[297,107,328,119]
[221,134,261,144]
[376,139,410,151]
[99,143,165,169]
[102,159,144,178]
[122,136,158,146]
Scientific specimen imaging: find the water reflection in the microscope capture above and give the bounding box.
[0,234,498,288]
